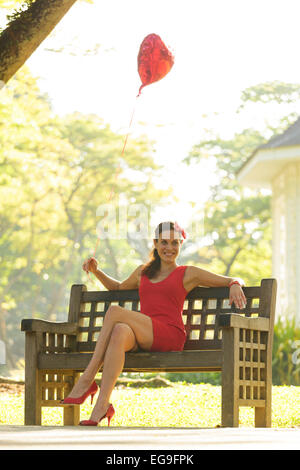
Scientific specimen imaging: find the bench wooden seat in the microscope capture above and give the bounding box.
[21,278,277,427]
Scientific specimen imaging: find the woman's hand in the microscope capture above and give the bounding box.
[229,284,247,309]
[82,257,98,274]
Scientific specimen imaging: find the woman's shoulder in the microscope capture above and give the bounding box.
[181,265,199,279]
[137,264,145,274]
[175,265,187,273]
[181,265,202,293]
[136,264,145,279]
[181,265,197,271]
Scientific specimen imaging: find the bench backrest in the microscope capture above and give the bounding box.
[68,278,276,353]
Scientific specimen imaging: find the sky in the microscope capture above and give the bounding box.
[3,0,300,232]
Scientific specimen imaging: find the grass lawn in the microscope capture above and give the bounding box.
[0,383,299,428]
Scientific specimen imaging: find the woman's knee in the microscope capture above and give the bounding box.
[105,305,123,322]
[110,322,135,347]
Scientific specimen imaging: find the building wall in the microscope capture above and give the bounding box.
[272,162,300,325]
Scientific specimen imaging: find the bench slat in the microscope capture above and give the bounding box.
[38,350,223,372]
[81,286,262,302]
[73,283,270,352]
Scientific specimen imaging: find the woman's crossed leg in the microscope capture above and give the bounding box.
[65,305,154,420]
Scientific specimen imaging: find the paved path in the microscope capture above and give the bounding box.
[0,425,299,450]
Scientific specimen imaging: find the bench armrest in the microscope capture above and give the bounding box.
[219,314,270,331]
[21,319,78,335]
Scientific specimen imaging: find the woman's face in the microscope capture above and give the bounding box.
[154,230,183,264]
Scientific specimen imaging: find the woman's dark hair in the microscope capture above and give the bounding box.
[141,221,182,279]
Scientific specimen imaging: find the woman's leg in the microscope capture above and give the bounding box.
[66,305,153,398]
[89,322,137,422]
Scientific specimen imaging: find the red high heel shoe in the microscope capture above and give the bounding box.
[60,381,98,405]
[79,403,115,426]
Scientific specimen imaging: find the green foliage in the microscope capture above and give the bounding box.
[0,67,170,368]
[184,126,272,283]
[0,0,93,10]
[183,81,300,284]
[0,0,22,8]
[272,317,300,386]
[165,372,221,385]
[239,81,300,107]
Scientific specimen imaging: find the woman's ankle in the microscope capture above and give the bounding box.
[90,400,110,419]
[79,372,95,386]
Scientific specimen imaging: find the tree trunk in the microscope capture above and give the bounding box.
[0,0,78,85]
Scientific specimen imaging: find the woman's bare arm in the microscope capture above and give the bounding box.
[184,266,246,309]
[83,257,142,290]
[93,269,121,290]
[118,265,143,290]
[185,265,245,288]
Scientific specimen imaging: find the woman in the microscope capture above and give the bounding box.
[62,221,246,426]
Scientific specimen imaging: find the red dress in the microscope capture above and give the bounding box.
[139,265,188,352]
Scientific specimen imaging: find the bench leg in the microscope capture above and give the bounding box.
[63,372,80,425]
[63,406,80,426]
[221,390,239,427]
[255,386,272,427]
[24,333,42,425]
[221,327,239,427]
[255,349,272,427]
[24,370,42,425]
[254,407,269,427]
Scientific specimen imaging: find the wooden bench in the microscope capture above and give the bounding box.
[21,278,277,427]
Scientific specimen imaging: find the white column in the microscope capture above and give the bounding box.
[271,172,287,318]
[295,162,300,326]
[272,161,300,326]
[285,163,298,320]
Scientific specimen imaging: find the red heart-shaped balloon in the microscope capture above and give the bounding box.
[137,33,174,96]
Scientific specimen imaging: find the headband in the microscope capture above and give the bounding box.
[174,221,187,239]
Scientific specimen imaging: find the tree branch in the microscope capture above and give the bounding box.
[0,0,78,84]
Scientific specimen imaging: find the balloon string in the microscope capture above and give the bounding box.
[137,85,144,97]
[121,100,138,157]
[86,93,140,285]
